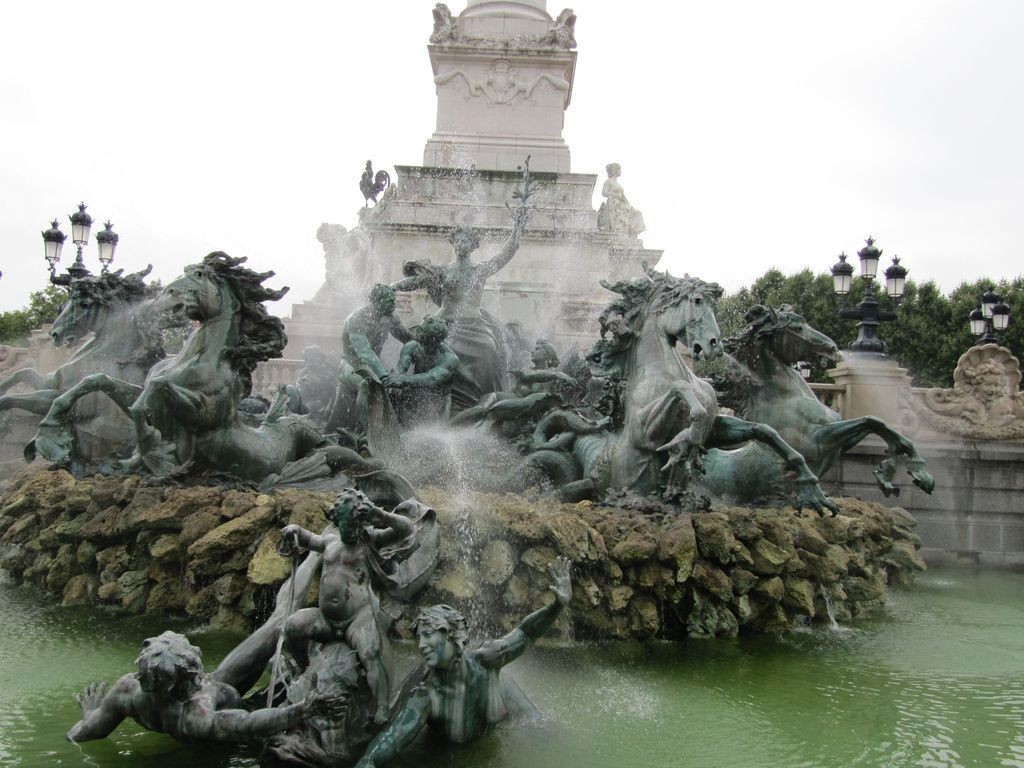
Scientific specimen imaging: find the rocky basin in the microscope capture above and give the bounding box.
[0,466,924,640]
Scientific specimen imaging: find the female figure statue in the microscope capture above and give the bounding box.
[393,206,529,411]
[597,162,645,238]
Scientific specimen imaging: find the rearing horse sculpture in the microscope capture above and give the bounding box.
[533,266,837,513]
[700,304,934,503]
[33,254,319,481]
[0,267,165,465]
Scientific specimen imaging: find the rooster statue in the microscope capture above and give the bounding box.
[359,161,391,206]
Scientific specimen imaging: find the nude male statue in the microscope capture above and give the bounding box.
[353,557,572,767]
[66,631,336,744]
[280,488,415,725]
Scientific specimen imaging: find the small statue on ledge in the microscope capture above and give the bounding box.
[597,163,646,239]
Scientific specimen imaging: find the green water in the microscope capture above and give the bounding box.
[2,569,1023,768]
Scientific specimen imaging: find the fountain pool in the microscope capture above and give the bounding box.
[1,568,1022,768]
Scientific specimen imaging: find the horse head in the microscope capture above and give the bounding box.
[157,260,233,323]
[50,265,155,347]
[642,263,723,360]
[731,304,839,367]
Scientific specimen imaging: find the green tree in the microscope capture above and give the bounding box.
[707,269,1023,388]
[0,285,67,346]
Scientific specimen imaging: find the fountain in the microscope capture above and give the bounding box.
[5,2,1016,767]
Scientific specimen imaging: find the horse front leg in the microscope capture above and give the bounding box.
[29,374,143,462]
[0,389,61,416]
[709,414,838,516]
[0,367,51,395]
[647,382,709,477]
[816,416,934,496]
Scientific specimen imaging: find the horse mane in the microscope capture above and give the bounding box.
[68,265,158,307]
[201,251,290,392]
[723,304,800,359]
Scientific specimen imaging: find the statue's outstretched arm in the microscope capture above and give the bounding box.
[478,222,527,280]
[354,687,431,768]
[280,523,329,553]
[361,502,416,548]
[347,331,389,378]
[391,342,417,376]
[205,698,313,741]
[66,675,135,742]
[390,315,413,344]
[400,350,458,388]
[478,557,571,670]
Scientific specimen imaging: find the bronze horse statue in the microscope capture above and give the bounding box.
[700,304,934,503]
[32,253,410,495]
[0,267,165,465]
[525,267,837,513]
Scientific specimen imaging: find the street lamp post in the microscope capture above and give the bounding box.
[969,287,1011,345]
[829,237,907,354]
[41,203,118,287]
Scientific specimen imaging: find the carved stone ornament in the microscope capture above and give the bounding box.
[316,223,372,295]
[428,4,577,50]
[435,60,570,105]
[910,344,1024,440]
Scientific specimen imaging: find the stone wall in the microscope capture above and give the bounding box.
[0,467,924,640]
[824,439,1024,567]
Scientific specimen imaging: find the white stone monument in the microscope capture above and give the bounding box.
[274,0,662,374]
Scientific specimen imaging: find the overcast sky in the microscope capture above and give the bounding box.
[2,0,1022,314]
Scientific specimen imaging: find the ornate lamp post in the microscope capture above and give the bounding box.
[42,203,118,287]
[969,286,1011,345]
[829,237,907,353]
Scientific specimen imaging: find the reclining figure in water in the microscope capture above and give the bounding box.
[66,631,338,744]
[354,557,572,767]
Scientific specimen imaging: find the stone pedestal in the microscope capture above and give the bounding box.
[827,353,914,423]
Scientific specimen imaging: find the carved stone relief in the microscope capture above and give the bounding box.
[909,344,1024,440]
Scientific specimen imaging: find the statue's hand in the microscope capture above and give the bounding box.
[303,690,347,720]
[280,523,303,540]
[75,681,108,716]
[547,556,572,607]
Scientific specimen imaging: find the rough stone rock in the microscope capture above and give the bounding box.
[693,511,742,564]
[45,544,80,592]
[433,562,479,601]
[752,601,791,633]
[149,534,182,562]
[97,581,122,603]
[731,568,758,596]
[1,513,39,543]
[66,505,123,542]
[687,589,738,639]
[882,539,926,578]
[247,529,291,586]
[481,540,517,585]
[783,577,816,616]
[723,509,761,542]
[96,544,131,584]
[180,510,222,545]
[62,574,98,607]
[754,576,785,602]
[628,594,661,637]
[692,560,733,601]
[793,522,830,555]
[751,538,792,575]
[819,513,858,544]
[574,574,603,608]
[657,514,698,581]
[544,512,606,563]
[118,570,150,612]
[503,572,531,610]
[146,578,188,614]
[187,504,278,578]
[801,544,850,583]
[610,529,658,565]
[76,540,98,570]
[520,545,558,573]
[607,585,634,613]
[213,572,246,605]
[631,561,674,590]
[220,490,260,520]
